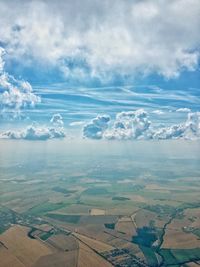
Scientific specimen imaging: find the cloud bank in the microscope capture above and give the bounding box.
[83,110,200,140]
[1,110,200,141]
[0,0,199,81]
[0,113,65,140]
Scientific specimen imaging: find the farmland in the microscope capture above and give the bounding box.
[0,139,200,266]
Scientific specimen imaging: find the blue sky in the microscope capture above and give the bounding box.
[0,0,200,140]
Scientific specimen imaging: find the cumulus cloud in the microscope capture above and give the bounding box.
[0,47,40,116]
[83,110,200,140]
[152,112,200,140]
[0,113,66,140]
[83,115,110,139]
[50,113,64,126]
[0,125,65,140]
[0,0,199,81]
[104,109,152,140]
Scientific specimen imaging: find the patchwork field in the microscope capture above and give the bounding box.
[0,140,200,266]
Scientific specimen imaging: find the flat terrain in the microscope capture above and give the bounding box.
[0,140,200,266]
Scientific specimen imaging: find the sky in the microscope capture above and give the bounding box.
[0,0,200,140]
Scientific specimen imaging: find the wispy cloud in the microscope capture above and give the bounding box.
[152,110,164,115]
[69,121,85,127]
[176,108,191,113]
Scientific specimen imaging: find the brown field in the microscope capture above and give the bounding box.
[128,195,146,202]
[162,208,200,249]
[104,228,133,242]
[95,231,116,244]
[33,251,78,267]
[74,232,114,252]
[168,217,191,229]
[0,244,25,267]
[168,209,200,230]
[107,236,131,248]
[186,262,200,267]
[118,241,142,256]
[134,209,156,228]
[77,224,105,239]
[77,241,113,267]
[106,206,138,216]
[0,225,52,267]
[80,215,117,226]
[184,208,200,228]
[116,221,137,236]
[47,234,78,251]
[116,216,137,236]
[162,229,200,249]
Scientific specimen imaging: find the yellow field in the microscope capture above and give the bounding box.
[0,225,52,267]
[77,241,113,267]
[33,251,78,267]
[89,208,106,215]
[0,244,25,267]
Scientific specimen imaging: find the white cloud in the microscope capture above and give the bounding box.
[176,108,191,113]
[152,112,200,140]
[0,47,40,116]
[83,110,200,140]
[0,47,5,72]
[0,113,66,140]
[50,113,64,127]
[104,109,152,140]
[0,0,199,80]
[0,125,65,140]
[83,114,110,139]
[69,121,85,127]
[152,110,164,115]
